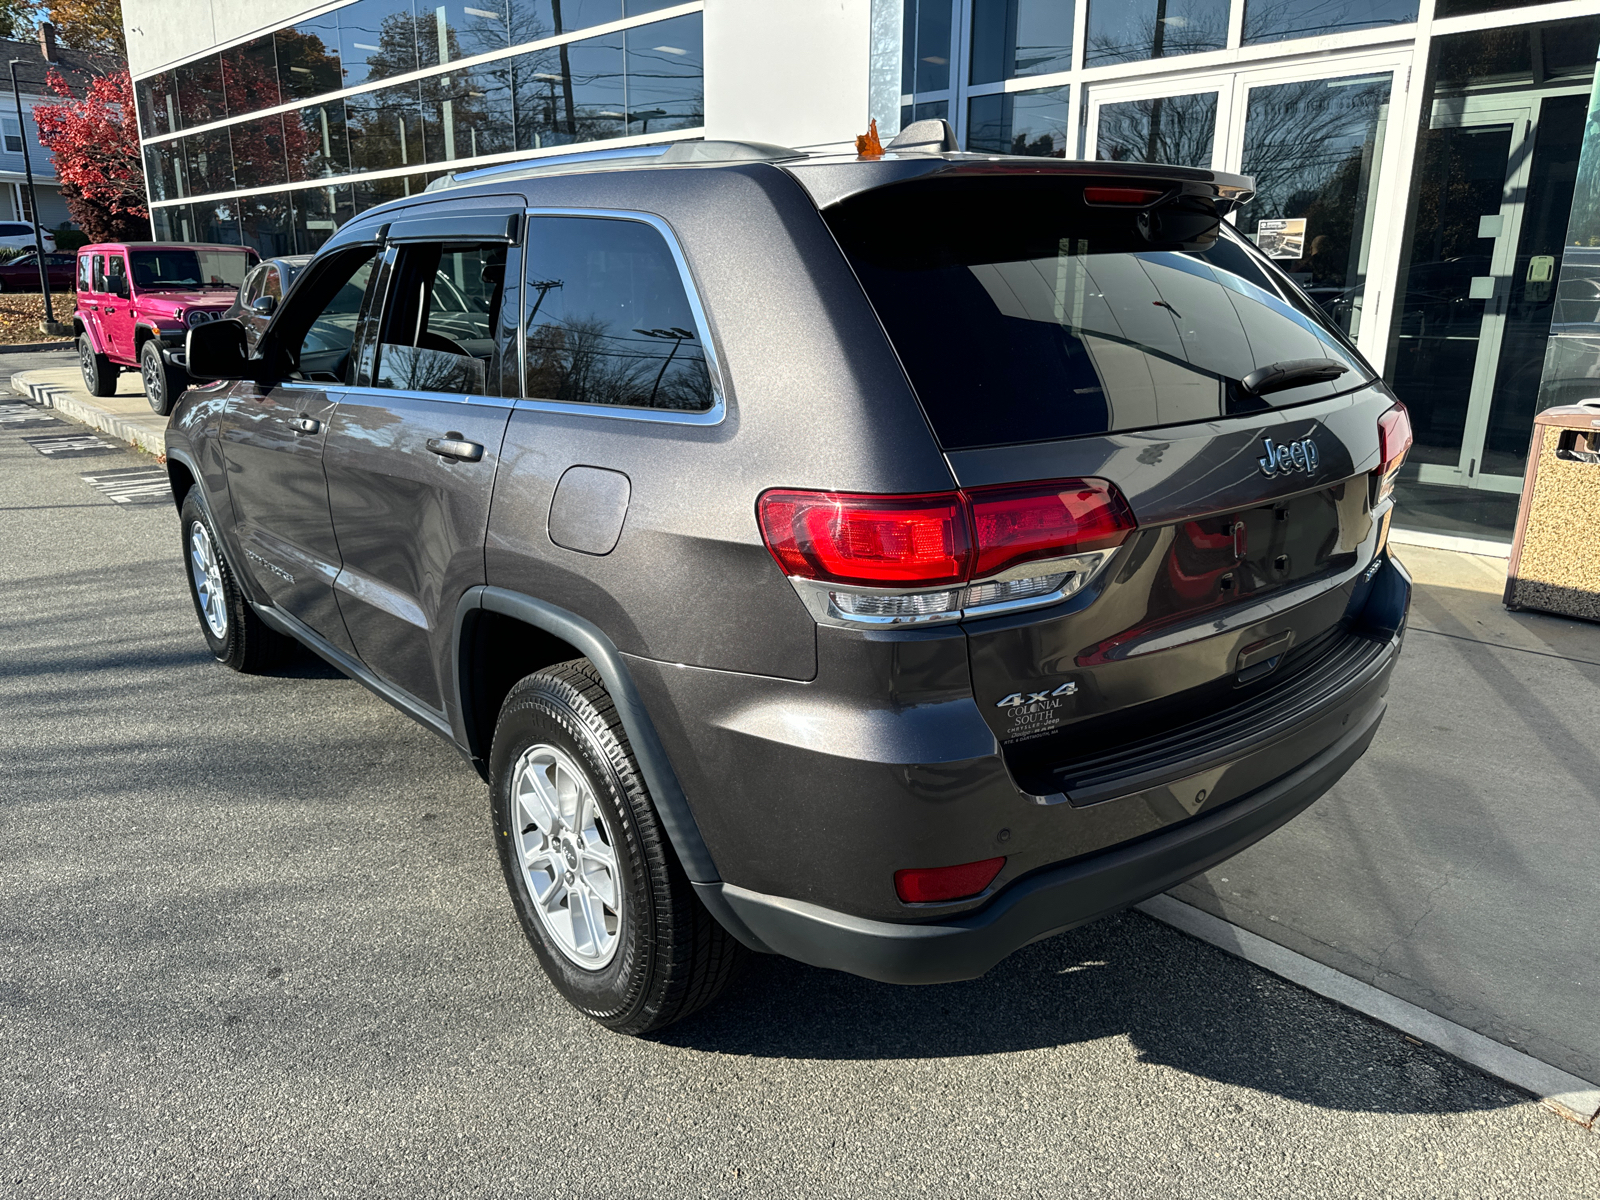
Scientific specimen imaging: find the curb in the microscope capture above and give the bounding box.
[0,340,76,354]
[1137,894,1600,1129]
[9,369,168,458]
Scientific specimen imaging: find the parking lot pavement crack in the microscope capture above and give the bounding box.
[1374,870,1455,978]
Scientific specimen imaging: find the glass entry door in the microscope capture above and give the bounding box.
[1391,89,1591,493]
[1085,56,1406,363]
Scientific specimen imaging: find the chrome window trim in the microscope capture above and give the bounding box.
[515,207,727,428]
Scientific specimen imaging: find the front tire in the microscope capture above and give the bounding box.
[178,488,296,673]
[79,334,115,397]
[491,661,742,1035]
[141,338,188,416]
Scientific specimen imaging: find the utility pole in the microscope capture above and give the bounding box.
[9,60,58,333]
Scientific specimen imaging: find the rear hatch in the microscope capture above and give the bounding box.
[822,164,1400,804]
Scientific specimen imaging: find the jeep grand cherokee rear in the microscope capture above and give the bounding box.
[170,137,1410,1033]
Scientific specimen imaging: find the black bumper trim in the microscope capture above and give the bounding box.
[699,696,1385,984]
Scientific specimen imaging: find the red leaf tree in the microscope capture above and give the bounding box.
[33,66,151,241]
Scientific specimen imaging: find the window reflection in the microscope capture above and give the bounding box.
[1086,0,1228,66]
[1097,92,1218,168]
[522,216,713,412]
[230,114,290,192]
[970,0,1074,85]
[902,0,952,94]
[221,36,282,119]
[967,87,1070,157]
[1237,75,1390,338]
[346,82,426,173]
[1243,0,1416,45]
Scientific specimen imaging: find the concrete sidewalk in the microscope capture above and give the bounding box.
[11,358,1600,1119]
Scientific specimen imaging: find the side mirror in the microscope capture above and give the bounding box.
[186,318,257,382]
[251,294,276,316]
[110,275,130,298]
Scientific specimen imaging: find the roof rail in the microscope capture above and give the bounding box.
[424,139,804,191]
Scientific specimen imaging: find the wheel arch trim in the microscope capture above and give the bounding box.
[453,585,721,884]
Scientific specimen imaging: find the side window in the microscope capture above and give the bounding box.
[522,216,714,413]
[106,255,129,297]
[77,255,92,292]
[238,267,262,308]
[262,267,283,303]
[278,248,378,383]
[91,254,105,293]
[371,242,506,398]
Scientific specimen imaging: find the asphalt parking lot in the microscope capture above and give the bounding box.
[3,371,1598,1197]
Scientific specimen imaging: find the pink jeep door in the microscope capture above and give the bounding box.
[100,252,136,363]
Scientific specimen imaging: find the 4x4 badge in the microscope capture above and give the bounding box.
[996,682,1077,708]
[1258,436,1319,477]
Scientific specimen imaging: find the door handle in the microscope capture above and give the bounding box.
[291,416,322,435]
[426,435,484,462]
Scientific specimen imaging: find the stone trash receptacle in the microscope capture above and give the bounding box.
[1505,399,1600,622]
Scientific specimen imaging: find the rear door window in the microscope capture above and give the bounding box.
[826,177,1371,450]
[521,215,714,413]
[371,242,507,397]
[90,254,105,292]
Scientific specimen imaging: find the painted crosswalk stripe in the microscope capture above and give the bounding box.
[0,401,63,429]
[80,468,171,505]
[21,433,118,457]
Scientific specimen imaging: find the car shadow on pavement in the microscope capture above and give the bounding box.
[658,909,1519,1117]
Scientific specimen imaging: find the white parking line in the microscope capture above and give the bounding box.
[80,468,171,505]
[21,432,117,457]
[1137,893,1600,1127]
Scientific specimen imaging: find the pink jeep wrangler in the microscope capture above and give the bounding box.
[74,242,258,414]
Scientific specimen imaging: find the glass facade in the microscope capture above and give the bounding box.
[138,2,704,256]
[891,0,1600,547]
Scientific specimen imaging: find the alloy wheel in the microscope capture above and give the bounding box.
[510,743,623,969]
[79,340,95,391]
[188,520,228,639]
[143,352,163,410]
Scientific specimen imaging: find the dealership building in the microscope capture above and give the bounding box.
[125,0,1600,549]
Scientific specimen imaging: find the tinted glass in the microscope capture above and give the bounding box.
[77,255,92,291]
[277,16,343,100]
[174,55,226,127]
[129,249,252,290]
[522,216,713,412]
[970,0,1075,84]
[337,0,421,88]
[966,86,1070,156]
[827,179,1369,449]
[902,0,953,93]
[135,71,176,138]
[1238,74,1391,339]
[291,252,377,378]
[106,255,128,296]
[221,35,282,119]
[230,114,290,191]
[1086,0,1228,65]
[1244,0,1416,44]
[1097,91,1218,166]
[91,254,105,292]
[622,14,704,135]
[374,244,506,395]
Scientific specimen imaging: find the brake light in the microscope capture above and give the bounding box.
[1083,186,1165,206]
[969,481,1136,578]
[758,479,1136,623]
[1374,404,1413,503]
[895,857,1005,904]
[756,491,969,587]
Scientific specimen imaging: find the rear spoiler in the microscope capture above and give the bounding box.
[783,154,1255,215]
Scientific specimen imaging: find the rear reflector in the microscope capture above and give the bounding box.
[1083,186,1165,206]
[1374,403,1413,503]
[895,856,1006,904]
[758,479,1135,590]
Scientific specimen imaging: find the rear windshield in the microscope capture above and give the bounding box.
[130,249,251,290]
[826,176,1371,450]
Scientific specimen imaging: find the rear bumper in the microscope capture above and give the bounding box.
[694,694,1385,984]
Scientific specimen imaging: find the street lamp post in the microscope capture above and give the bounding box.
[8,60,57,331]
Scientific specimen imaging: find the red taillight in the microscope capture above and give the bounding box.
[1083,186,1165,206]
[1374,404,1413,503]
[757,479,1135,588]
[894,856,1006,903]
[1377,404,1413,471]
[968,481,1136,578]
[757,490,970,587]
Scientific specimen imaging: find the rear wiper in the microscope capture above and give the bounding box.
[1240,357,1348,397]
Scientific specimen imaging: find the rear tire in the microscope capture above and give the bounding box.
[491,660,742,1035]
[178,488,296,674]
[79,334,115,397]
[141,338,188,416]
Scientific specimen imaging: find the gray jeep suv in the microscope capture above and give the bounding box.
[170,125,1413,1034]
